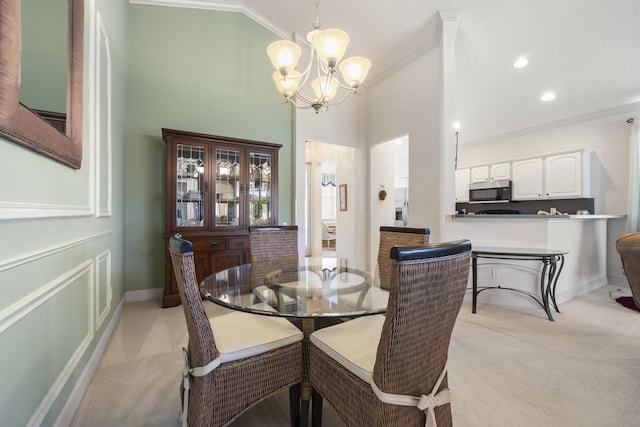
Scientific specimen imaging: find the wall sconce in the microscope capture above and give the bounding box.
[378,185,387,200]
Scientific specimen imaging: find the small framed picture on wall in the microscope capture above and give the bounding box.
[339,184,347,211]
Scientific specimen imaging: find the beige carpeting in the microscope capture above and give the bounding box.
[71,285,640,426]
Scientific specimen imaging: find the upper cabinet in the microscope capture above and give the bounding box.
[490,162,511,180]
[470,165,490,183]
[455,168,471,202]
[512,158,543,200]
[470,163,510,183]
[545,151,590,198]
[510,149,591,200]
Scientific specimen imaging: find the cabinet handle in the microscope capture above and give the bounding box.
[240,184,244,193]
[210,242,220,248]
[235,241,244,247]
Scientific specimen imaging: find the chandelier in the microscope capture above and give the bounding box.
[266,0,371,113]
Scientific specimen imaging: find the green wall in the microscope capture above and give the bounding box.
[124,5,294,292]
[0,0,129,425]
[0,2,293,424]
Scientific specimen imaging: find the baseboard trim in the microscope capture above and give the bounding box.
[126,287,163,302]
[53,296,126,427]
[556,277,608,304]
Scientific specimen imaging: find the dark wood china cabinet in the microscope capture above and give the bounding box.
[162,128,281,307]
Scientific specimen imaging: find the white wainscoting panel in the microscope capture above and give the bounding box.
[95,250,112,330]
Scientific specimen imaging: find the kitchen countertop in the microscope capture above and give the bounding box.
[452,214,625,219]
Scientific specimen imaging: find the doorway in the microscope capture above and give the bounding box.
[304,141,357,258]
[370,135,409,265]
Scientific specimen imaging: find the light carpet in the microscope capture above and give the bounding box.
[71,285,640,426]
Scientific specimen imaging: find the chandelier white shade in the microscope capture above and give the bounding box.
[267,1,371,113]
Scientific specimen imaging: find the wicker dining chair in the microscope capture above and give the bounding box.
[168,234,303,427]
[309,240,471,427]
[377,226,431,291]
[248,226,305,312]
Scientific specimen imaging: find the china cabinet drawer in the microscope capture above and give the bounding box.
[192,239,227,251]
[229,238,249,250]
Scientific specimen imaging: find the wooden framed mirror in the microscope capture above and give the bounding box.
[0,0,84,169]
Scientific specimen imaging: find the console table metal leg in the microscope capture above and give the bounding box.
[548,255,564,312]
[540,258,554,321]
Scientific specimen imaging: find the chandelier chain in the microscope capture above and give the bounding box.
[313,0,320,29]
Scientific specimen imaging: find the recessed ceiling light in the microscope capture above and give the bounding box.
[513,56,528,68]
[541,91,556,102]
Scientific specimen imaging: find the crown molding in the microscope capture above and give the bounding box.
[365,39,440,89]
[129,0,440,90]
[129,0,291,39]
[463,101,640,147]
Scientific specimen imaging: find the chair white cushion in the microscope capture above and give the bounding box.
[310,314,385,383]
[338,286,389,310]
[210,311,303,363]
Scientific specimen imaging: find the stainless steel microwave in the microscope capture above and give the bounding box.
[468,179,511,203]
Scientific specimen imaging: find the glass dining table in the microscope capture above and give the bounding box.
[200,256,388,427]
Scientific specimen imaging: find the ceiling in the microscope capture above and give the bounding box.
[142,0,640,144]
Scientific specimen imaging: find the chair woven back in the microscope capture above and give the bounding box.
[249,225,298,259]
[377,227,430,291]
[168,234,218,425]
[249,226,299,282]
[373,240,471,426]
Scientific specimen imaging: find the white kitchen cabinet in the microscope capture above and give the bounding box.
[471,165,490,183]
[512,158,543,200]
[490,162,511,180]
[545,150,591,198]
[455,168,471,202]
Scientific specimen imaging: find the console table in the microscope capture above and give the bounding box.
[472,247,568,321]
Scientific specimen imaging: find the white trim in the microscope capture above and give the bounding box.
[53,296,126,427]
[129,0,291,39]
[95,250,112,330]
[366,39,439,89]
[126,0,443,91]
[463,101,640,147]
[26,261,95,427]
[126,287,164,302]
[0,230,114,273]
[556,276,608,305]
[95,12,113,218]
[0,202,93,221]
[0,260,94,334]
[87,0,98,218]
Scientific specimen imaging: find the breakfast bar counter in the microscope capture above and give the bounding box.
[445,214,625,314]
[452,214,624,220]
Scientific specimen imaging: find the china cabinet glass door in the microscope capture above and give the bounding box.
[176,144,205,228]
[249,151,273,226]
[216,147,241,228]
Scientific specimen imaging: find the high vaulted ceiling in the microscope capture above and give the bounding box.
[139,0,640,143]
